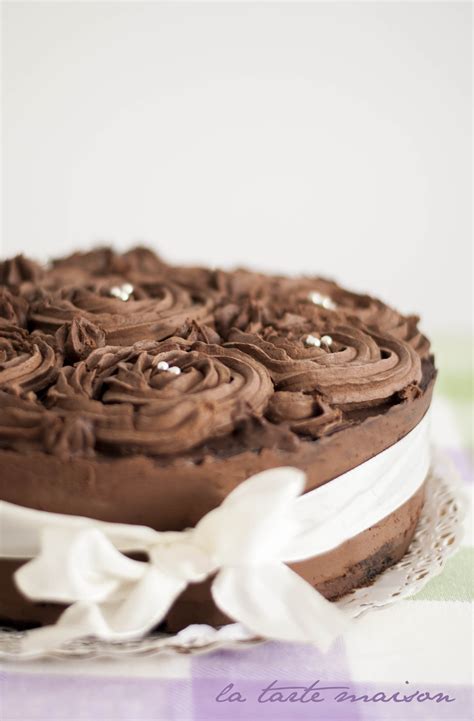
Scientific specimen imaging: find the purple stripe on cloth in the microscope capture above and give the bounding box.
[0,671,192,721]
[1,666,473,721]
[191,638,362,720]
[443,447,473,484]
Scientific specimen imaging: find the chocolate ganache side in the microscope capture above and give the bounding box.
[0,247,436,630]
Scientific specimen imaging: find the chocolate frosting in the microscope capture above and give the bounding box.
[0,247,433,461]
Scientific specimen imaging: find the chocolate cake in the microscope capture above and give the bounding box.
[0,248,436,631]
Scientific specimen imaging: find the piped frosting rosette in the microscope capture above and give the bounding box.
[0,325,61,397]
[28,280,214,346]
[0,336,273,458]
[226,323,422,404]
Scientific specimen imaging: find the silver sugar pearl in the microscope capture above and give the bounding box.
[307,291,337,310]
[156,360,170,371]
[121,282,134,295]
[110,286,130,301]
[322,297,337,310]
[304,334,321,347]
[321,335,333,346]
[307,291,323,305]
[168,366,181,375]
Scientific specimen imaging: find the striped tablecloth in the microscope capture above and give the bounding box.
[1,337,472,721]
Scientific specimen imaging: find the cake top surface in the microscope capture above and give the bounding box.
[0,248,432,461]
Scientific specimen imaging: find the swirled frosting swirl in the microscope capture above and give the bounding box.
[0,325,61,397]
[44,339,273,455]
[0,247,433,459]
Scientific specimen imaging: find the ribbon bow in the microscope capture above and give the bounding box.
[13,467,349,651]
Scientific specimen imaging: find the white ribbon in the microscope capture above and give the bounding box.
[0,412,430,653]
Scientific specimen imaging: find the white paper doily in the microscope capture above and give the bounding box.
[0,448,466,660]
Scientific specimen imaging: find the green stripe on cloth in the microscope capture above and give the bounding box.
[432,335,473,402]
[431,334,473,449]
[409,547,474,602]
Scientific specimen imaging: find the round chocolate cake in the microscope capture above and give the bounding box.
[0,248,436,631]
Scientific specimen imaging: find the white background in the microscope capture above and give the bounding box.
[2,1,472,334]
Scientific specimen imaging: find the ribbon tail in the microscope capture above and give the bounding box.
[211,564,350,652]
[19,566,187,654]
